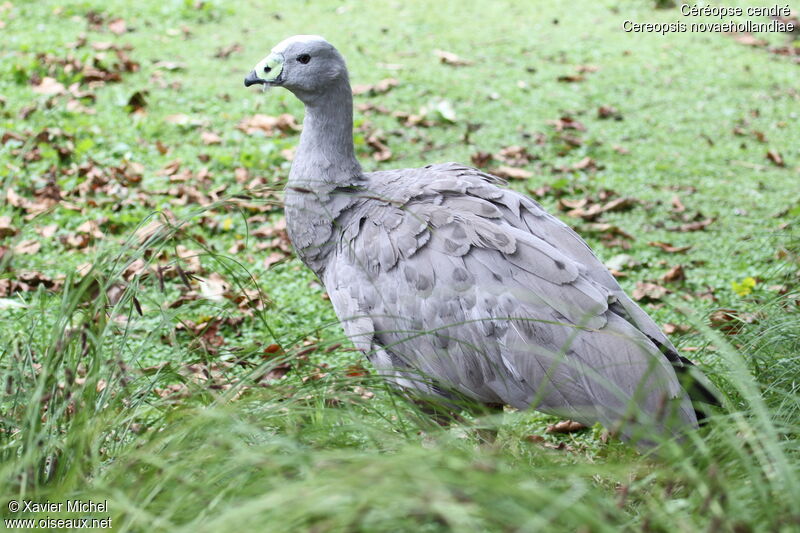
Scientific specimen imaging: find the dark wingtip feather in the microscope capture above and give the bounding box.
[646,334,721,423]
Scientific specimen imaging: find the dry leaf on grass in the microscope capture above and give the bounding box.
[434,49,472,66]
[557,73,585,83]
[492,166,532,180]
[0,271,63,297]
[352,78,398,96]
[661,264,686,283]
[546,420,587,433]
[201,131,222,145]
[558,194,637,221]
[366,132,392,161]
[198,273,229,302]
[709,308,759,335]
[649,241,692,253]
[107,18,127,35]
[263,251,284,269]
[597,105,622,119]
[671,195,686,213]
[669,218,714,232]
[497,145,536,166]
[571,156,600,172]
[32,77,66,96]
[663,323,693,335]
[582,223,635,241]
[214,43,243,59]
[766,149,785,167]
[546,116,586,132]
[633,281,669,302]
[13,239,41,255]
[0,216,17,238]
[471,151,493,169]
[126,90,147,115]
[730,32,767,47]
[237,114,300,136]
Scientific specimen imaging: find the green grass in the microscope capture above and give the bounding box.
[1,0,799,531]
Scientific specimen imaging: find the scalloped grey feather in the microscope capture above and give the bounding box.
[244,35,717,445]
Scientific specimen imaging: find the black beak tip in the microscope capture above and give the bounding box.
[244,70,264,88]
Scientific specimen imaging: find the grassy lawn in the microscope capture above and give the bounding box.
[1,0,799,531]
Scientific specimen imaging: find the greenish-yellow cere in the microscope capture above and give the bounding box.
[255,53,284,82]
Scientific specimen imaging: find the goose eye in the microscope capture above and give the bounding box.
[297,54,311,64]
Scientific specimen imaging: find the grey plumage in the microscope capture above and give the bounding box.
[245,35,714,444]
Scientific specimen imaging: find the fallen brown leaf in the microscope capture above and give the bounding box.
[601,196,636,212]
[434,49,472,66]
[709,308,744,334]
[356,103,392,116]
[198,273,229,302]
[352,385,375,400]
[0,216,17,238]
[176,245,202,273]
[766,149,785,167]
[557,74,585,83]
[558,198,588,210]
[470,151,493,169]
[391,110,435,128]
[32,77,66,96]
[546,420,587,433]
[670,218,714,232]
[366,132,392,161]
[14,239,41,255]
[663,323,693,335]
[154,383,189,400]
[134,217,170,244]
[671,195,686,213]
[1,132,25,145]
[570,156,599,172]
[62,233,90,249]
[263,251,284,269]
[612,145,630,155]
[153,60,185,71]
[66,99,95,114]
[237,114,300,136]
[492,166,533,180]
[263,343,283,356]
[107,18,127,35]
[546,116,587,132]
[214,43,243,59]
[0,271,63,297]
[582,223,635,241]
[559,194,637,221]
[126,90,147,114]
[75,263,93,276]
[633,281,669,302]
[257,362,291,384]
[497,145,535,166]
[661,264,686,283]
[345,363,369,377]
[201,131,222,145]
[648,241,691,254]
[730,32,767,47]
[352,78,398,96]
[597,105,621,119]
[694,287,718,302]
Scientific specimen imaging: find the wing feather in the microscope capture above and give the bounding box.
[322,163,698,441]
